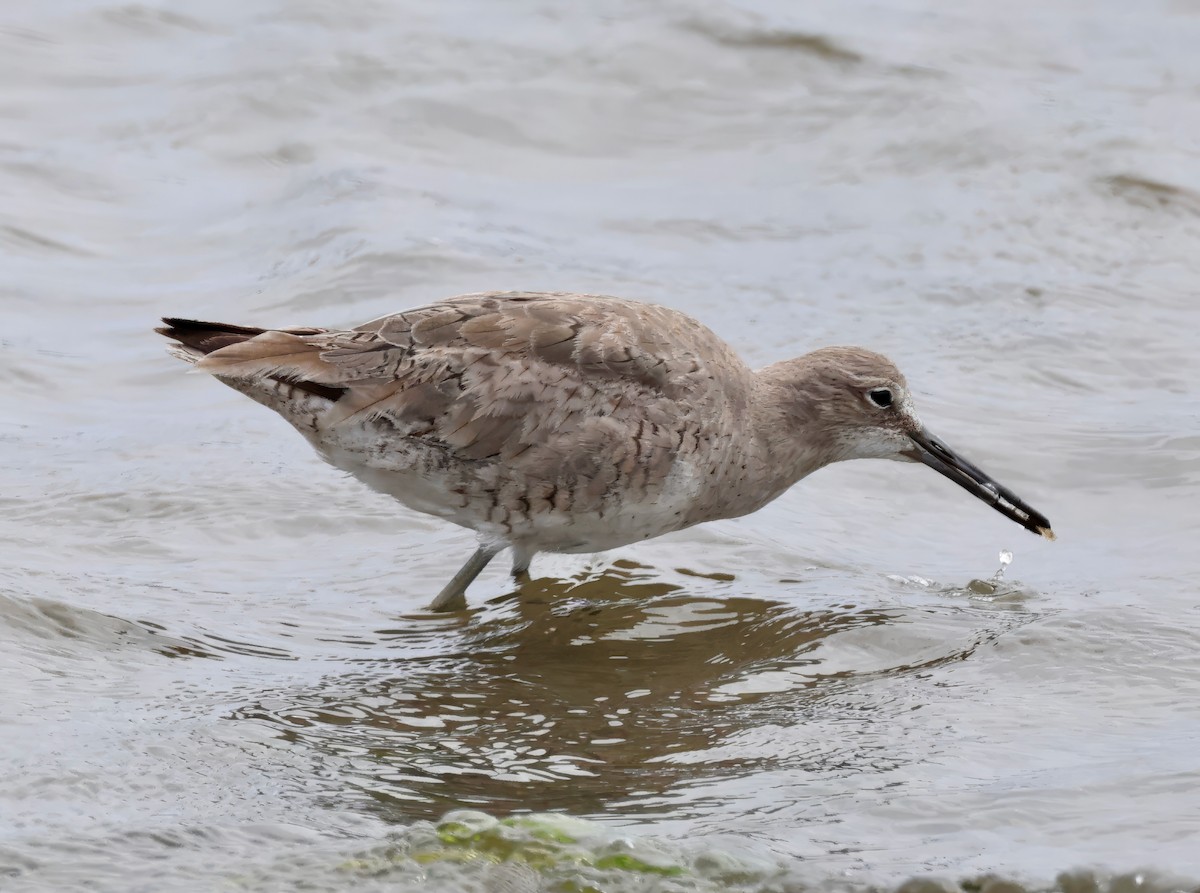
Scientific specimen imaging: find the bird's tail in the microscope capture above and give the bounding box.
[156,318,348,427]
[156,317,269,364]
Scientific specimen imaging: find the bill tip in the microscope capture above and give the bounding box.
[1038,526,1056,541]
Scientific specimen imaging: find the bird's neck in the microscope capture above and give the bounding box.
[677,359,843,526]
[743,359,842,497]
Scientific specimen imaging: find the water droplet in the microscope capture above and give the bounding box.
[989,549,1014,584]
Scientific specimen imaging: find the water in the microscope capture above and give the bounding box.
[2,0,1199,890]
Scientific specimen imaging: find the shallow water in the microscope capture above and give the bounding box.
[2,0,1200,890]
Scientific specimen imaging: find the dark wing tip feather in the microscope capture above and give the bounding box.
[157,318,268,355]
[156,317,347,402]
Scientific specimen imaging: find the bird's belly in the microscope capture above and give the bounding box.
[309,424,705,552]
[516,466,704,553]
[314,433,489,529]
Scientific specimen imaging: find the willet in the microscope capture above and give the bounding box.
[158,291,1053,611]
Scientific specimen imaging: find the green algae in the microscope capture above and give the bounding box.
[337,810,698,887]
[330,811,1198,893]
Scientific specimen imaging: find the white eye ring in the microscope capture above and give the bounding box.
[867,388,893,408]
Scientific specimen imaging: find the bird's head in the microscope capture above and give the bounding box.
[773,346,1055,539]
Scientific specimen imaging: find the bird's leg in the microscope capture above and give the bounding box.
[427,546,500,612]
[510,546,535,583]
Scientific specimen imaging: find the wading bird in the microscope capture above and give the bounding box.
[159,292,1053,611]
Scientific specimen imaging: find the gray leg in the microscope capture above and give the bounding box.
[427,546,500,612]
[511,546,535,580]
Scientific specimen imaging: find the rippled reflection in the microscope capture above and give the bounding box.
[232,562,1034,821]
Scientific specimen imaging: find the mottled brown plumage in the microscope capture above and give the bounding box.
[158,291,1053,611]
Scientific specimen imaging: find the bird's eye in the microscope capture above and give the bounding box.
[868,388,893,408]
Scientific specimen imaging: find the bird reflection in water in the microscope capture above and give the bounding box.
[234,562,923,822]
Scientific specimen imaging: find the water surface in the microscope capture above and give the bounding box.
[2,0,1199,890]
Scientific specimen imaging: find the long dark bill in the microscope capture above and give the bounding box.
[905,429,1055,540]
